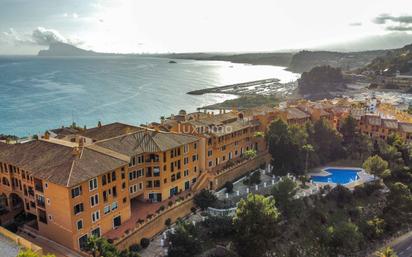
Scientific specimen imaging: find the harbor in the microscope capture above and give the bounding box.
[187,78,297,97]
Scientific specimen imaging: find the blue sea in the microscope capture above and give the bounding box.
[0,56,299,136]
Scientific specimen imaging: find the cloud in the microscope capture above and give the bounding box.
[373,14,412,24]
[63,12,79,19]
[31,27,66,45]
[349,22,362,26]
[386,25,412,32]
[1,27,83,46]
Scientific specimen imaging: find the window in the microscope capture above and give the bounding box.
[102,175,107,186]
[192,155,198,162]
[111,171,116,181]
[184,157,189,165]
[89,178,98,191]
[103,191,108,202]
[113,216,121,228]
[111,202,118,211]
[154,180,160,187]
[104,205,110,214]
[184,170,189,176]
[184,144,189,153]
[91,228,101,238]
[79,235,88,251]
[90,194,99,207]
[194,143,197,149]
[76,220,83,230]
[71,186,82,198]
[208,150,213,157]
[112,186,117,197]
[91,210,100,223]
[176,172,181,179]
[153,167,160,176]
[146,181,153,188]
[74,203,84,215]
[38,209,47,224]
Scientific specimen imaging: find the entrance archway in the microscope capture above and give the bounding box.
[9,193,23,210]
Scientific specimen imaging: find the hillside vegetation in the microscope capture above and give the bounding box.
[298,66,346,97]
[360,43,412,75]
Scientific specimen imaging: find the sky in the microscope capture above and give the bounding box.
[1,0,412,55]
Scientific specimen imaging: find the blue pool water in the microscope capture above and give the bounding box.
[311,168,361,185]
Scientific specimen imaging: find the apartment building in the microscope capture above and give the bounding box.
[152,110,265,178]
[358,114,412,141]
[0,139,130,251]
[95,129,200,201]
[0,123,201,252]
[276,106,311,125]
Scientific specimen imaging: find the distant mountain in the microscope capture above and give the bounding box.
[360,43,412,75]
[161,52,294,67]
[316,33,412,52]
[38,42,116,57]
[288,50,388,73]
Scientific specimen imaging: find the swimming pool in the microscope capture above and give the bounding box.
[311,168,361,185]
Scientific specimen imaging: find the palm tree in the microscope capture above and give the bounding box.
[84,236,100,257]
[375,247,398,257]
[302,144,314,173]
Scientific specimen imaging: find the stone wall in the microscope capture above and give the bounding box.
[114,196,195,251]
[0,226,43,255]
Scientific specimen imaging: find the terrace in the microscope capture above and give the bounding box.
[104,190,193,241]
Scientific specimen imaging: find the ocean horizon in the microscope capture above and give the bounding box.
[0,56,299,137]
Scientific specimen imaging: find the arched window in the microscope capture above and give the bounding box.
[2,177,10,186]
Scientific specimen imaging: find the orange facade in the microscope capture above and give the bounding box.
[0,124,202,253]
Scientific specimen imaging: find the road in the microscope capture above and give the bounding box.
[390,231,412,257]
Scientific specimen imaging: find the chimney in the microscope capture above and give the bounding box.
[160,116,165,124]
[72,146,81,156]
[97,121,102,128]
[78,137,85,148]
[44,131,50,140]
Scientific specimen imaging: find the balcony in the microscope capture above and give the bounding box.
[34,179,43,193]
[145,154,160,164]
[36,199,45,209]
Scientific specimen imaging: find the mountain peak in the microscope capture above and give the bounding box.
[38,42,103,57]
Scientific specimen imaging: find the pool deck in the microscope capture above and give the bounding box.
[308,166,375,189]
[0,234,19,257]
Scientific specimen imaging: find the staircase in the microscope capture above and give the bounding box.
[192,171,212,192]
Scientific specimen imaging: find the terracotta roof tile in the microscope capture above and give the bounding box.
[0,140,127,187]
[96,130,199,156]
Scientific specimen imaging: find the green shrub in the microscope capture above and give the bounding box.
[224,181,234,193]
[194,189,217,210]
[140,238,150,248]
[165,218,172,227]
[129,243,141,252]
